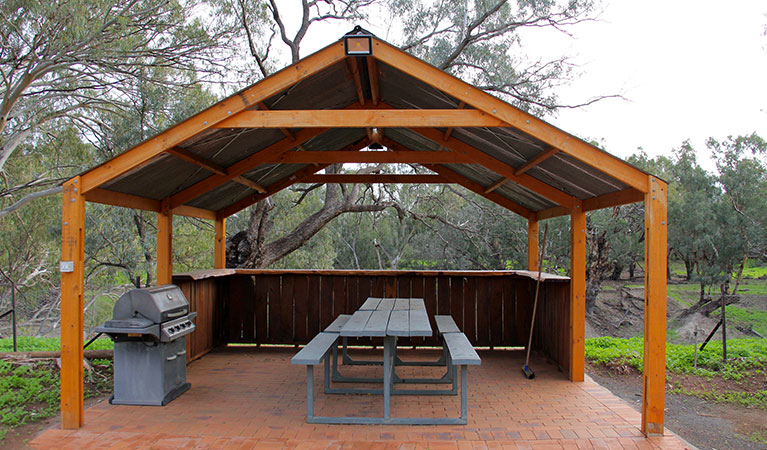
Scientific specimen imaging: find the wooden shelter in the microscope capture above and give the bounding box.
[59,30,667,435]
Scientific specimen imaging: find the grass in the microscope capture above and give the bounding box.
[0,360,60,440]
[0,336,113,352]
[709,306,767,336]
[748,430,767,446]
[668,386,767,409]
[586,337,767,409]
[0,338,113,441]
[586,336,767,376]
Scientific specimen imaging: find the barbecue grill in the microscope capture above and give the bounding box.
[96,285,196,406]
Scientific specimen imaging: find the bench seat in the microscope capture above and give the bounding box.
[291,332,339,365]
[324,314,351,333]
[434,315,460,335]
[443,332,481,365]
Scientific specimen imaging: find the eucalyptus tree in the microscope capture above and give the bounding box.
[0,0,230,218]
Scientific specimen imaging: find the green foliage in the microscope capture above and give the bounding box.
[0,338,114,440]
[709,305,767,336]
[748,430,767,445]
[0,360,60,437]
[585,337,767,378]
[669,386,767,409]
[0,337,113,352]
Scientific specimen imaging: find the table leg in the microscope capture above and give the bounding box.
[383,335,396,419]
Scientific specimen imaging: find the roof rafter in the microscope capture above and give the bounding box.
[346,57,366,105]
[410,127,576,209]
[371,38,650,193]
[216,139,370,218]
[167,147,266,193]
[425,164,534,219]
[168,127,329,209]
[79,40,346,194]
[366,56,380,105]
[514,146,558,176]
[383,139,534,219]
[536,187,645,220]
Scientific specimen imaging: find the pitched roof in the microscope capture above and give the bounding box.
[77,31,652,221]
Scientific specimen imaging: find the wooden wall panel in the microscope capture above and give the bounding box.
[177,271,572,372]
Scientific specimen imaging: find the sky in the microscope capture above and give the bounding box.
[293,0,767,171]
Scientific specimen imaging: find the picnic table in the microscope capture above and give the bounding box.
[292,297,481,425]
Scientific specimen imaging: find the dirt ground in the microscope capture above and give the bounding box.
[588,362,767,450]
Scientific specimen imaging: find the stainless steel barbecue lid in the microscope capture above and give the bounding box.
[112,285,188,323]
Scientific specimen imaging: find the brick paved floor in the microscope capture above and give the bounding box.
[30,347,695,449]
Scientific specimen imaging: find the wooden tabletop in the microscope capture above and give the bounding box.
[341,298,432,338]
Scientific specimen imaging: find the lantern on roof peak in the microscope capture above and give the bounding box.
[344,25,373,56]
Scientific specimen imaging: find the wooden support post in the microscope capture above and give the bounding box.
[215,217,226,269]
[642,177,667,435]
[156,199,173,285]
[528,219,539,271]
[60,177,85,428]
[569,202,585,382]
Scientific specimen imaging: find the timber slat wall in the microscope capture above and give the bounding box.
[174,270,571,372]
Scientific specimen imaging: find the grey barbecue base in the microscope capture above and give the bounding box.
[109,382,190,406]
[306,336,471,425]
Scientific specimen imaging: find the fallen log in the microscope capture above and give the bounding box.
[0,349,113,360]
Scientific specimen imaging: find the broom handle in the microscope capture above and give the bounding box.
[525,223,548,367]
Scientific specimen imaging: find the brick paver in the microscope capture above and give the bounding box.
[29,347,695,449]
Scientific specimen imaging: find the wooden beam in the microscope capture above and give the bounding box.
[85,189,160,212]
[569,202,586,382]
[443,101,466,141]
[423,163,533,219]
[371,39,650,193]
[300,174,448,184]
[266,150,473,164]
[172,205,217,220]
[216,140,370,218]
[168,128,328,209]
[642,177,667,436]
[258,102,294,140]
[60,177,85,429]
[346,57,366,105]
[156,199,173,285]
[528,219,539,271]
[214,109,507,129]
[514,147,558,176]
[214,217,226,269]
[411,127,576,209]
[80,41,345,193]
[484,177,507,194]
[366,56,379,105]
[166,147,267,194]
[167,146,228,176]
[84,189,216,220]
[535,188,645,220]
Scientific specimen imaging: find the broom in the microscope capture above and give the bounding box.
[523,223,548,379]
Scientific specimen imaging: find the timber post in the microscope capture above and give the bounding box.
[569,201,586,382]
[157,199,173,285]
[642,176,668,435]
[528,219,539,271]
[215,217,226,269]
[60,177,85,428]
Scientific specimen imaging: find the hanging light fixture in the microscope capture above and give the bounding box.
[344,26,373,56]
